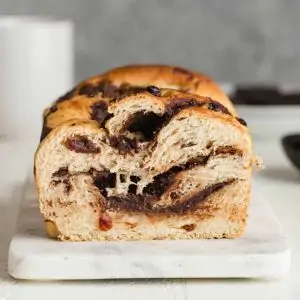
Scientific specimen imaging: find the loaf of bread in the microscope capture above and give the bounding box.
[34,64,261,241]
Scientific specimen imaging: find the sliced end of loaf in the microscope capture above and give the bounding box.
[35,90,254,241]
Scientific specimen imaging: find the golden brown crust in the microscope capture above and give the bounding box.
[90,64,235,114]
[42,64,236,137]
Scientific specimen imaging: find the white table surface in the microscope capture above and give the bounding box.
[1,105,300,299]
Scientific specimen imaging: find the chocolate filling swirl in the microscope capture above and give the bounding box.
[50,146,240,215]
[40,84,247,145]
[107,179,235,214]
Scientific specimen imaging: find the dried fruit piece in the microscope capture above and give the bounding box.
[99,213,113,231]
[181,224,196,232]
[66,136,100,153]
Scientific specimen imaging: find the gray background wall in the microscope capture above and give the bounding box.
[1,0,299,84]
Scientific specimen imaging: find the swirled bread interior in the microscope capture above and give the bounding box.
[34,65,261,241]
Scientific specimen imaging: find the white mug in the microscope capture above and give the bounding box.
[0,16,74,143]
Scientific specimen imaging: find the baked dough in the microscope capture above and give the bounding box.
[34,65,259,241]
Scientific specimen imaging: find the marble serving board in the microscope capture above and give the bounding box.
[8,178,291,280]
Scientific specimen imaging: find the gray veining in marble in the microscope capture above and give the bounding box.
[1,0,299,84]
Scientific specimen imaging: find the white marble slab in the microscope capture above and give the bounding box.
[7,178,291,280]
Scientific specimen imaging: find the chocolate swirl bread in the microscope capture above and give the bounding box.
[34,64,261,241]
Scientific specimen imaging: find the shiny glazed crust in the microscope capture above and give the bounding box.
[79,64,236,114]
